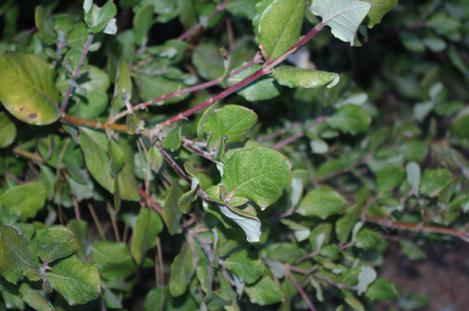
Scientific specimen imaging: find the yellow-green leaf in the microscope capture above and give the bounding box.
[0,53,59,125]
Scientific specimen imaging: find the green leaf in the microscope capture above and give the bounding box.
[228,64,281,102]
[0,52,59,125]
[273,66,340,89]
[162,183,184,235]
[336,205,361,243]
[451,113,469,141]
[35,6,56,45]
[133,5,154,46]
[198,105,258,149]
[366,278,398,301]
[365,0,398,28]
[219,205,262,243]
[30,226,79,263]
[376,165,405,194]
[162,127,182,152]
[223,250,264,284]
[0,112,16,148]
[399,240,426,261]
[0,181,46,220]
[79,129,139,201]
[111,58,132,113]
[0,278,25,309]
[169,243,195,297]
[221,147,291,209]
[310,0,371,45]
[0,225,40,284]
[327,105,371,135]
[192,41,225,81]
[420,168,453,197]
[19,283,54,311]
[297,188,347,219]
[84,0,117,34]
[91,241,136,280]
[254,0,307,60]
[130,208,163,265]
[245,275,282,306]
[47,255,101,305]
[135,75,189,104]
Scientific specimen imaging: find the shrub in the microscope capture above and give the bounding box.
[0,0,467,310]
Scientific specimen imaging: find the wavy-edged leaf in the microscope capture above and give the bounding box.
[254,0,307,60]
[0,52,59,125]
[310,0,371,45]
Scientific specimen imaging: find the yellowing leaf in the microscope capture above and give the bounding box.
[273,66,340,89]
[0,53,59,125]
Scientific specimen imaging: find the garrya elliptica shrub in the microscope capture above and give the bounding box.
[0,0,468,310]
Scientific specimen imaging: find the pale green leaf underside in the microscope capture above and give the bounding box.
[219,205,261,243]
[365,0,398,28]
[273,66,340,89]
[311,0,371,45]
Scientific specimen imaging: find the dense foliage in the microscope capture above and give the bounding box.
[0,0,468,310]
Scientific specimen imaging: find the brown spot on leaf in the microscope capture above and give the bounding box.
[29,113,37,120]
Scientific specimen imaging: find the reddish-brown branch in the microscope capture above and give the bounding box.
[138,187,163,215]
[151,24,324,134]
[178,0,229,41]
[285,266,317,311]
[365,216,469,242]
[60,34,94,114]
[111,56,261,123]
[61,114,131,134]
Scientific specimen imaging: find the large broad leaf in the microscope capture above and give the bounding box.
[0,226,40,284]
[273,66,340,89]
[0,181,46,220]
[198,105,258,149]
[47,255,101,305]
[0,53,59,125]
[169,243,195,297]
[30,226,79,263]
[221,147,291,209]
[79,128,139,201]
[420,168,453,197]
[162,183,184,235]
[254,0,307,60]
[310,0,371,45]
[365,278,398,301]
[0,112,16,148]
[297,188,347,219]
[365,0,398,28]
[223,250,264,284]
[130,208,163,265]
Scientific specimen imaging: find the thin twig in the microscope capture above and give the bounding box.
[181,138,216,161]
[111,56,261,123]
[13,147,45,164]
[285,266,317,311]
[138,187,163,215]
[88,203,106,240]
[365,216,469,242]
[106,203,121,242]
[60,34,94,114]
[178,0,229,41]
